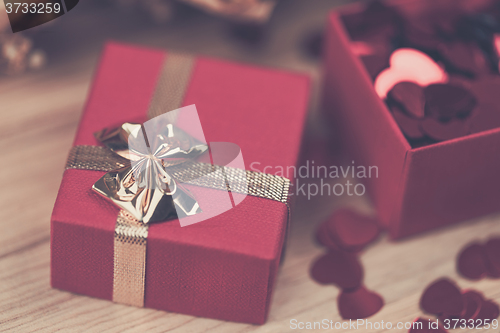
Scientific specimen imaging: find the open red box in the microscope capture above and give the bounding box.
[322,1,500,239]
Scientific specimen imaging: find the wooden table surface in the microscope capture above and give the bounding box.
[1,1,500,332]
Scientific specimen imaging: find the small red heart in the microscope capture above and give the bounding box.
[408,318,448,333]
[438,313,460,323]
[388,81,426,119]
[420,278,464,316]
[475,299,500,325]
[460,290,483,320]
[470,103,500,134]
[457,243,488,280]
[315,221,340,251]
[419,117,470,142]
[327,209,380,252]
[424,84,476,121]
[310,251,363,289]
[391,104,425,139]
[338,285,384,319]
[484,238,500,278]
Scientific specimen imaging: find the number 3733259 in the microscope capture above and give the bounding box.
[5,2,62,14]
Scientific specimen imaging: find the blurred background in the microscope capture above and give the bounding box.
[0,0,348,74]
[1,0,362,228]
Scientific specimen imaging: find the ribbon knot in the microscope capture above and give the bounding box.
[92,115,209,224]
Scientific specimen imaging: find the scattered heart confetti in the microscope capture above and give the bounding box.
[338,286,384,320]
[312,209,385,319]
[470,75,500,105]
[469,103,500,134]
[406,20,441,49]
[315,221,340,251]
[375,48,447,98]
[437,312,460,323]
[420,278,464,316]
[327,209,380,252]
[419,117,470,142]
[424,84,476,121]
[388,81,425,119]
[344,1,500,148]
[438,42,487,75]
[475,299,500,323]
[391,105,425,139]
[457,243,488,280]
[460,290,483,320]
[310,251,363,289]
[484,238,500,278]
[456,237,500,279]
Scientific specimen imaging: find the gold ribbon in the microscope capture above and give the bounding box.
[65,53,291,307]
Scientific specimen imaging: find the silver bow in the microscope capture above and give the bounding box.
[92,118,208,223]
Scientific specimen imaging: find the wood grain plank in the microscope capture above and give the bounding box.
[1,203,500,332]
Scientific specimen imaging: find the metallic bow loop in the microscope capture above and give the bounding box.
[92,116,209,224]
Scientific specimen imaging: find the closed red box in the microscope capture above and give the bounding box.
[51,42,310,324]
[322,2,500,239]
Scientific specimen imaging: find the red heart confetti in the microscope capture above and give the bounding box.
[409,318,448,333]
[342,1,500,147]
[469,103,500,134]
[311,209,384,319]
[406,19,442,50]
[310,251,363,289]
[437,312,461,323]
[327,209,380,252]
[470,75,500,106]
[457,243,488,280]
[391,105,426,139]
[424,84,476,121]
[438,42,487,76]
[388,81,426,119]
[456,237,500,279]
[484,238,500,278]
[475,299,500,324]
[315,221,340,251]
[419,117,470,142]
[375,48,447,99]
[424,84,477,121]
[338,285,384,320]
[420,278,464,316]
[460,290,483,320]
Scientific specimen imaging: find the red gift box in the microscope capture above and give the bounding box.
[322,2,500,239]
[51,42,310,324]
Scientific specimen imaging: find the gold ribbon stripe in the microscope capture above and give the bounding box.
[66,145,290,204]
[66,145,129,171]
[118,53,192,306]
[147,53,195,120]
[112,210,149,307]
